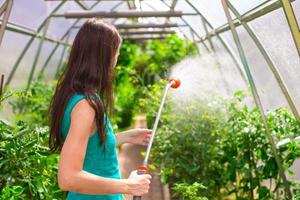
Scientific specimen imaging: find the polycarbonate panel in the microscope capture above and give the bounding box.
[229,0,266,14]
[140,0,169,11]
[160,0,172,7]
[113,18,128,25]
[0,31,31,84]
[78,1,94,8]
[174,26,193,41]
[220,31,239,62]
[55,1,83,14]
[238,25,290,111]
[168,17,196,40]
[9,0,60,30]
[34,40,63,79]
[171,37,247,103]
[221,27,292,112]
[91,0,129,12]
[7,37,63,88]
[69,27,79,42]
[0,32,67,89]
[44,45,66,81]
[173,0,194,12]
[197,42,209,54]
[48,17,77,39]
[8,38,42,88]
[137,0,186,36]
[292,1,300,26]
[187,0,228,27]
[181,16,206,37]
[205,36,247,95]
[250,7,300,112]
[200,40,213,54]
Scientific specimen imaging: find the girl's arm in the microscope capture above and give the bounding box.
[58,99,151,195]
[116,129,151,146]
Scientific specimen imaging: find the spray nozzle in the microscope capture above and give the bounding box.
[168,77,181,88]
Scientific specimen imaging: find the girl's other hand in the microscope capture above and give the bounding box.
[126,128,152,146]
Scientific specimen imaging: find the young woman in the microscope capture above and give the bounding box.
[49,18,152,200]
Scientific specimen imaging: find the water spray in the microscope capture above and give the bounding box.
[133,77,181,200]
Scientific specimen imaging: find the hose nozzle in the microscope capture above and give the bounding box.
[168,77,181,88]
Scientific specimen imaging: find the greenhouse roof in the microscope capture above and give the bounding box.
[0,0,299,113]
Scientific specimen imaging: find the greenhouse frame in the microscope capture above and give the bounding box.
[0,0,300,199]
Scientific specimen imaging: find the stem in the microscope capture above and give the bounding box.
[246,134,254,200]
[273,175,281,199]
[235,163,239,198]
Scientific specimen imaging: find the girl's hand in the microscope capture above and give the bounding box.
[126,170,152,196]
[126,128,152,146]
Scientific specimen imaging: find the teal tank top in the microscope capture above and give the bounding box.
[61,93,123,200]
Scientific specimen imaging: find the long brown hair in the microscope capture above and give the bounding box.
[49,18,122,152]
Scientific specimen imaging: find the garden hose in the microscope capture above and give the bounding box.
[133,77,181,200]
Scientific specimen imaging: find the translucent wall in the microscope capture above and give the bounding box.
[0,0,299,114]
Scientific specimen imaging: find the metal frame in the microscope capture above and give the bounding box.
[168,0,200,55]
[55,32,71,79]
[139,1,192,47]
[185,0,247,84]
[136,1,188,49]
[26,18,50,89]
[164,0,178,23]
[38,0,128,76]
[0,21,70,45]
[5,1,66,86]
[159,0,209,52]
[114,23,183,29]
[0,1,8,16]
[75,0,88,10]
[227,1,300,123]
[199,0,296,42]
[39,1,103,76]
[124,36,167,40]
[52,10,199,18]
[120,30,175,35]
[221,0,292,198]
[280,0,300,56]
[0,0,13,45]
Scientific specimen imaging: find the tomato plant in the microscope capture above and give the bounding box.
[140,85,300,199]
[0,79,65,199]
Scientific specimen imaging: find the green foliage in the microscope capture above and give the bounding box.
[114,35,196,129]
[0,78,64,200]
[173,182,208,200]
[113,78,138,128]
[140,85,300,199]
[0,185,25,200]
[9,77,55,126]
[138,79,169,128]
[0,120,62,200]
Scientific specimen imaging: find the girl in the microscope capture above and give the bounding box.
[49,18,152,200]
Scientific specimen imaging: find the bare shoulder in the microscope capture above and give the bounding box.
[71,99,95,122]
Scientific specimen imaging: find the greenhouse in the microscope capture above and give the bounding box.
[0,0,300,199]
